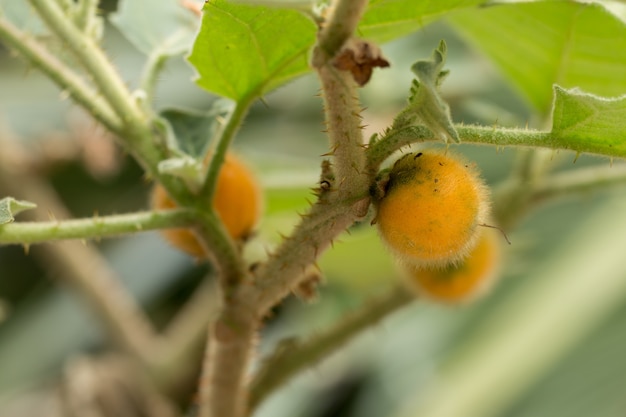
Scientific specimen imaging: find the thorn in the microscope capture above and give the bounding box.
[22,244,30,255]
[573,152,581,164]
[479,223,511,245]
[47,210,57,222]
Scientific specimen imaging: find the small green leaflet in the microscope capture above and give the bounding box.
[0,197,36,226]
[392,40,458,143]
[187,0,316,101]
[550,86,626,158]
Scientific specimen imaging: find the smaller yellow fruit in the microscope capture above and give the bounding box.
[404,229,501,303]
[375,151,489,266]
[151,153,262,258]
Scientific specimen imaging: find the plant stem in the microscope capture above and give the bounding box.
[367,125,432,169]
[248,285,414,411]
[0,209,195,245]
[139,49,171,112]
[74,0,98,33]
[200,98,252,203]
[251,198,368,313]
[315,0,369,63]
[198,303,258,417]
[29,0,144,125]
[196,1,373,416]
[0,15,122,134]
[194,211,247,289]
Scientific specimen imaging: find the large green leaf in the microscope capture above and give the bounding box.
[449,2,626,113]
[109,0,200,55]
[187,0,492,100]
[187,0,316,101]
[359,0,486,42]
[550,86,626,157]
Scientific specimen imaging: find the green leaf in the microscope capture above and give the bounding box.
[160,101,234,157]
[359,0,486,43]
[392,40,459,143]
[187,0,316,101]
[449,2,626,113]
[109,0,200,55]
[0,197,36,225]
[550,86,626,157]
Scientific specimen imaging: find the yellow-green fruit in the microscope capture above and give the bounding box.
[151,153,262,258]
[376,151,489,266]
[405,229,501,303]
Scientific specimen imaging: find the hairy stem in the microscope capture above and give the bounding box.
[196,1,373,416]
[318,65,369,197]
[315,0,369,63]
[74,0,99,33]
[198,304,257,417]
[248,285,414,411]
[29,0,144,125]
[0,15,122,134]
[0,209,195,245]
[251,198,368,313]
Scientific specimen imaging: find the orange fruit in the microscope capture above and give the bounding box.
[405,229,501,303]
[151,153,262,258]
[376,151,489,267]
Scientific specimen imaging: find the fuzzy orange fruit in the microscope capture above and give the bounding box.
[376,151,489,266]
[151,153,262,258]
[404,229,501,303]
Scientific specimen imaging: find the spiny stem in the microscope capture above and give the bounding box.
[248,285,414,412]
[0,209,195,245]
[0,15,122,134]
[252,198,368,313]
[318,65,369,198]
[315,0,369,64]
[29,0,144,125]
[196,1,373,416]
[74,0,99,34]
[198,304,257,417]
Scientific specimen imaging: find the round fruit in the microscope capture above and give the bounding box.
[405,228,501,303]
[375,151,489,266]
[151,153,262,258]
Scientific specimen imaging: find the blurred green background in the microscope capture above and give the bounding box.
[2,1,626,417]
